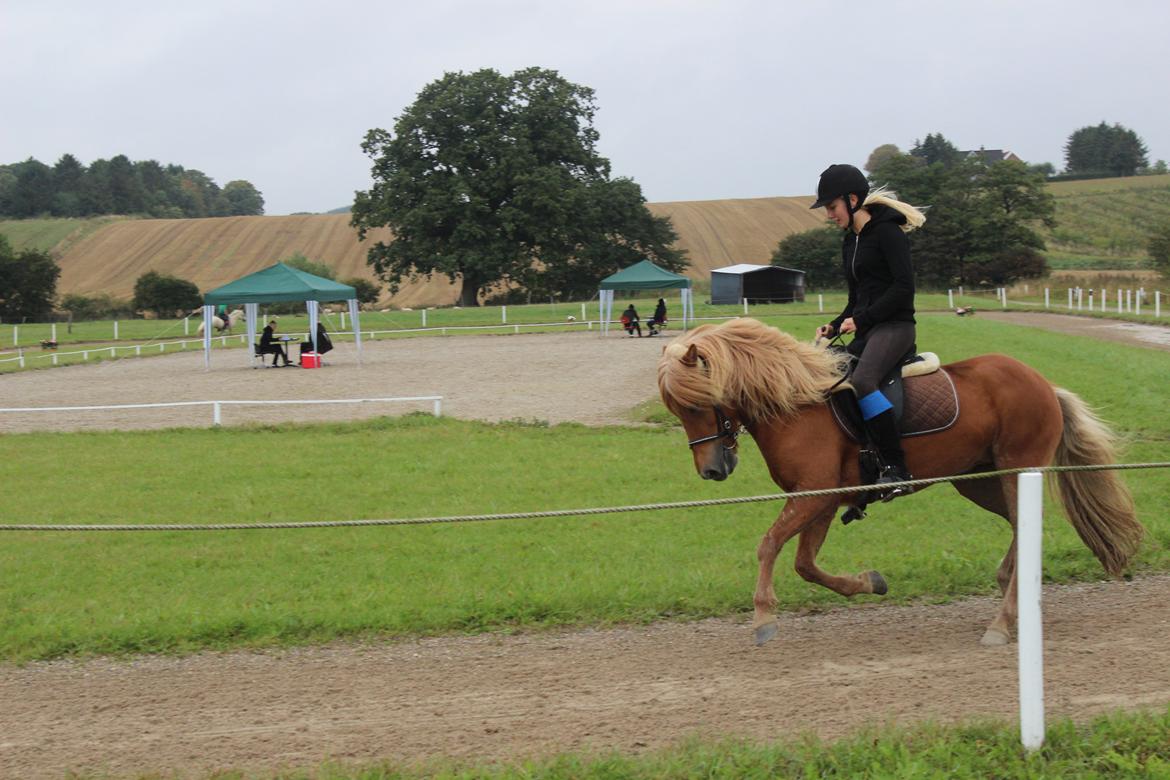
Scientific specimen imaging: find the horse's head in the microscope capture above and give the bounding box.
[658,319,849,482]
[658,334,744,481]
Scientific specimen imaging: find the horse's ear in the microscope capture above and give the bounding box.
[681,344,699,367]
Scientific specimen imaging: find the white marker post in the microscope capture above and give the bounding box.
[948,289,954,308]
[1044,288,1049,309]
[1017,470,1046,751]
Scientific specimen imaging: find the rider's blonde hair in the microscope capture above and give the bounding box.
[864,186,927,232]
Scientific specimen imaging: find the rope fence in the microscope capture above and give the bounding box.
[4,461,1167,533]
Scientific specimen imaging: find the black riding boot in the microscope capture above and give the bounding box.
[863,408,914,501]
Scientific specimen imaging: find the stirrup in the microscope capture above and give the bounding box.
[875,467,914,502]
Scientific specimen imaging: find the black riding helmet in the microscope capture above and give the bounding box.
[810,163,870,231]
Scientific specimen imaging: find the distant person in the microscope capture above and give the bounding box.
[648,298,667,335]
[299,321,333,363]
[259,319,292,367]
[620,304,642,337]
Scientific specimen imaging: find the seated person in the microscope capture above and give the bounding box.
[620,304,642,337]
[258,319,292,366]
[299,322,334,362]
[647,298,668,335]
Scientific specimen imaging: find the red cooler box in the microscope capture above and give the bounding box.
[301,352,320,369]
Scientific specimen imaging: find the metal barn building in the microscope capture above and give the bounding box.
[709,264,805,305]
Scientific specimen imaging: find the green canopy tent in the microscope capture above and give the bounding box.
[598,259,694,335]
[201,262,363,369]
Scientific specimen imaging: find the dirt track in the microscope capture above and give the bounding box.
[2,316,1170,778]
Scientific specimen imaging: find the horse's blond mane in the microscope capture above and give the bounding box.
[658,318,847,421]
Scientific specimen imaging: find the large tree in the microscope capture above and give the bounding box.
[1064,122,1149,177]
[351,67,685,306]
[869,152,1054,286]
[770,226,841,291]
[222,180,265,216]
[910,133,962,167]
[0,234,61,320]
[132,270,201,316]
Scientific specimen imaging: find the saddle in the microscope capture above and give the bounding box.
[829,350,960,525]
[828,352,959,443]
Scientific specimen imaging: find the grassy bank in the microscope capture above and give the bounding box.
[216,708,1170,779]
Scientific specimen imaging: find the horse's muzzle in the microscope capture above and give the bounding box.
[700,448,738,481]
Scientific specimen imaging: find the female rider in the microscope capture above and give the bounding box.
[812,163,926,498]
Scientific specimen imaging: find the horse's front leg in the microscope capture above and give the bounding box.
[793,511,889,599]
[752,496,838,646]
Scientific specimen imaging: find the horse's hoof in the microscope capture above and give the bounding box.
[866,570,888,596]
[980,629,1010,646]
[753,621,779,646]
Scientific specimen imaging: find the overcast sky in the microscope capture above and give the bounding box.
[4,0,1168,215]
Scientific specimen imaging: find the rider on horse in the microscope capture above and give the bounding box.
[812,164,926,499]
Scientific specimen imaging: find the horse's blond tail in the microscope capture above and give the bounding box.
[1050,388,1144,576]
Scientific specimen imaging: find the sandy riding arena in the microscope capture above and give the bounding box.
[3,321,1170,777]
[0,331,671,433]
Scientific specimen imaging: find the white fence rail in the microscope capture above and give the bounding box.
[0,396,443,426]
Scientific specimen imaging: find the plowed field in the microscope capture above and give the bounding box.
[51,196,823,307]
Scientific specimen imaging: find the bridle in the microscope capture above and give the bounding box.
[687,405,745,449]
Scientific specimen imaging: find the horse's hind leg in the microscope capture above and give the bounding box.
[955,476,1018,646]
[793,512,889,598]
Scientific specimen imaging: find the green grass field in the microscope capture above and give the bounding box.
[1041,174,1170,268]
[2,314,1169,664]
[202,708,1170,779]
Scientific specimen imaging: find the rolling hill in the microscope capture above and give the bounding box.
[3,174,1165,308]
[1,196,825,308]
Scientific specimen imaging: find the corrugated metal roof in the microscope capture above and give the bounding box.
[711,263,804,275]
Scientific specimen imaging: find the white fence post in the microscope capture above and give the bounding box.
[947,289,953,308]
[212,401,222,426]
[1017,471,1046,752]
[1067,289,1073,309]
[1126,289,1132,313]
[1118,289,1123,313]
[114,321,119,340]
[581,303,587,322]
[1044,288,1050,309]
[502,305,507,324]
[1157,291,1162,319]
[422,310,427,327]
[433,398,442,417]
[1088,292,1094,311]
[184,317,190,335]
[1136,290,1142,316]
[51,323,57,342]
[818,294,824,313]
[12,325,16,347]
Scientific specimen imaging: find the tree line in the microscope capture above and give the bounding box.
[0,239,381,323]
[776,123,1168,290]
[0,154,264,219]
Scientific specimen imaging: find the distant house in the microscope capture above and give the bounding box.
[710,264,805,305]
[962,148,1023,165]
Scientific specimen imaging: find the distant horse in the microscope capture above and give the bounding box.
[657,318,1143,647]
[196,309,243,336]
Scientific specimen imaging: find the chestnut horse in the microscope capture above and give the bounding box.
[657,318,1143,647]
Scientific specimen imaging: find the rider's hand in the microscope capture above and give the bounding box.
[815,324,835,340]
[838,317,857,334]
